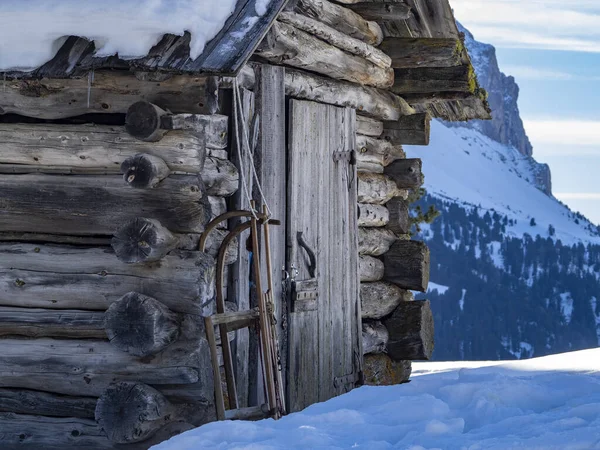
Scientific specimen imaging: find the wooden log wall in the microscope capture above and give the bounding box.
[0,71,240,449]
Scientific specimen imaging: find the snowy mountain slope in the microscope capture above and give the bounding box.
[406,121,600,246]
[153,349,600,450]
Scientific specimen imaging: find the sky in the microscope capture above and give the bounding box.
[451,0,600,226]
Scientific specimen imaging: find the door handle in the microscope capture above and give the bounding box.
[296,232,316,279]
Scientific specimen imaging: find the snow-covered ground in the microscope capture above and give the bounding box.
[406,121,600,246]
[152,349,600,450]
[0,0,271,70]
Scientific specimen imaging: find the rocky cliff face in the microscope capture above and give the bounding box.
[455,24,552,196]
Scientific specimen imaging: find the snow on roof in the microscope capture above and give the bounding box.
[0,0,279,74]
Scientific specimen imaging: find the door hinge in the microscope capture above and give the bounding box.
[333,372,361,390]
[333,150,357,165]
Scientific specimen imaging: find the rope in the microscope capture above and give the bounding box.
[233,78,273,219]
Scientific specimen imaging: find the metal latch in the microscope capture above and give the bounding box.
[291,279,318,313]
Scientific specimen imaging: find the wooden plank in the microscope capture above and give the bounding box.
[0,174,207,235]
[0,337,207,397]
[256,21,393,88]
[277,12,392,69]
[383,113,431,146]
[0,307,106,338]
[0,389,97,418]
[0,124,206,174]
[383,300,434,360]
[383,240,430,292]
[0,71,209,119]
[379,38,462,69]
[255,65,287,400]
[294,0,384,45]
[0,243,215,315]
[347,2,412,21]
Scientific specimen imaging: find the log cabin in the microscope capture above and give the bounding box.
[0,0,490,448]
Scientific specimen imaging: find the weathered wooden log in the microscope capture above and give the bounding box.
[363,354,411,386]
[386,197,410,235]
[385,158,423,189]
[380,38,462,68]
[0,307,105,338]
[361,281,413,319]
[358,227,398,256]
[0,337,207,397]
[203,229,239,266]
[359,255,385,282]
[163,114,229,150]
[383,113,431,145]
[202,157,239,197]
[356,157,384,174]
[0,243,216,315]
[384,241,430,292]
[357,135,405,167]
[126,101,168,142]
[278,12,392,69]
[392,65,475,95]
[0,71,210,120]
[0,413,112,449]
[347,2,412,21]
[105,292,181,357]
[0,174,208,235]
[358,172,404,205]
[283,67,414,121]
[362,321,389,355]
[96,382,180,444]
[112,218,180,264]
[121,153,171,189]
[295,0,384,45]
[383,300,434,360]
[0,389,97,418]
[357,115,384,137]
[358,203,389,227]
[208,195,227,221]
[0,124,206,174]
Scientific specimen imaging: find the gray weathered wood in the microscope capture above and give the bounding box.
[385,158,424,189]
[386,197,410,235]
[357,116,384,137]
[359,255,385,282]
[358,172,405,205]
[380,38,462,68]
[361,281,413,319]
[362,321,389,355]
[0,389,97,419]
[295,0,384,45]
[0,307,105,339]
[0,337,207,397]
[383,113,431,145]
[112,218,179,264]
[383,300,434,360]
[0,174,208,235]
[392,65,474,95]
[283,67,414,121]
[105,292,181,357]
[358,227,398,256]
[384,241,430,292]
[0,124,206,174]
[358,203,389,227]
[0,71,210,119]
[96,382,180,444]
[126,102,168,142]
[0,413,113,449]
[347,2,412,21]
[202,157,239,197]
[357,135,406,167]
[121,153,171,189]
[163,114,229,150]
[277,12,392,69]
[0,243,216,315]
[256,21,393,88]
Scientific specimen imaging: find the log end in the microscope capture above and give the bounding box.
[121,153,171,189]
[384,300,434,361]
[111,218,179,264]
[105,292,181,357]
[125,101,167,142]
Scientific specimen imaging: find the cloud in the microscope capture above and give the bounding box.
[452,0,600,53]
[555,193,600,200]
[523,120,600,148]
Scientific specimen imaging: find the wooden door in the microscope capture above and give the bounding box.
[286,100,362,413]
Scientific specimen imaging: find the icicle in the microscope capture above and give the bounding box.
[87,70,95,108]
